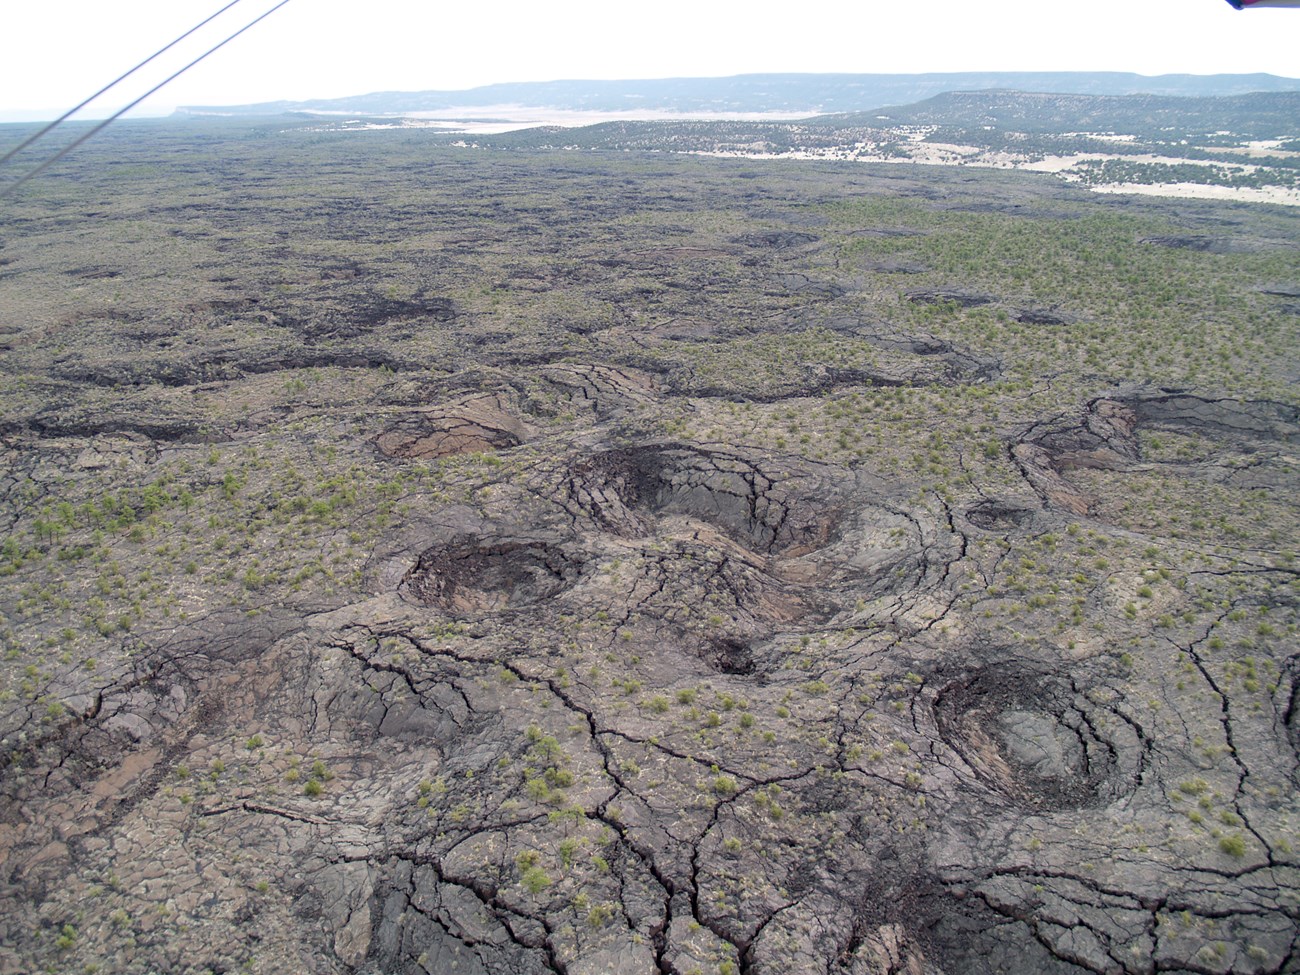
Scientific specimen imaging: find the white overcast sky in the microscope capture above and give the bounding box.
[1,0,1297,119]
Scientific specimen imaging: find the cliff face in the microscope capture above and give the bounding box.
[0,123,1297,975]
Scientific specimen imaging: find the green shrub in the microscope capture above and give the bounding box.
[1218,834,1246,858]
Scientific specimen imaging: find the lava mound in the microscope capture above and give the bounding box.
[566,444,837,555]
[399,537,583,614]
[377,393,527,460]
[1122,393,1300,445]
[906,289,994,308]
[933,666,1142,811]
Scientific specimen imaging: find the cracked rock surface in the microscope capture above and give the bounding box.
[0,126,1298,974]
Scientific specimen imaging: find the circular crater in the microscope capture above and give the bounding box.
[965,500,1035,531]
[932,666,1140,811]
[399,537,583,614]
[701,637,756,676]
[566,444,840,555]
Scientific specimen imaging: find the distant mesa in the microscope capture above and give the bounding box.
[175,71,1300,118]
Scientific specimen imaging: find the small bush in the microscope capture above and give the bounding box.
[1218,834,1246,858]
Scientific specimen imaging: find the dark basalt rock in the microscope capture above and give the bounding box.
[295,295,458,340]
[769,272,846,298]
[932,664,1142,810]
[376,393,527,460]
[1120,392,1300,444]
[906,289,995,308]
[702,637,756,676]
[564,443,839,554]
[734,230,819,249]
[25,409,203,442]
[965,500,1035,530]
[864,259,928,273]
[1014,307,1073,326]
[399,537,584,613]
[1140,234,1246,254]
[63,266,122,280]
[2,132,1296,975]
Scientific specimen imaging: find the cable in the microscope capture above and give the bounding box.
[1,0,293,199]
[0,0,251,169]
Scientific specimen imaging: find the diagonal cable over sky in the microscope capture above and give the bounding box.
[0,0,293,198]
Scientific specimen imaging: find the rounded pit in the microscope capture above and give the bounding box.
[400,538,583,614]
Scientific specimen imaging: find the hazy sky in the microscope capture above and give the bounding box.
[2,0,1297,119]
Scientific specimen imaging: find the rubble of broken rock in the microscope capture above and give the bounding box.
[0,123,1298,975]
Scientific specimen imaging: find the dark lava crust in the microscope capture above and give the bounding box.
[0,128,1297,975]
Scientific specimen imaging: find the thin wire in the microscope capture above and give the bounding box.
[1,0,294,199]
[0,0,249,168]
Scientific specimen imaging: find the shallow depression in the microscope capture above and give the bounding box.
[932,665,1141,811]
[399,537,584,614]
